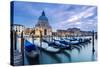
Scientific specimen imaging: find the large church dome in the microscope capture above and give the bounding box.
[35,11,51,29]
[38,11,48,21]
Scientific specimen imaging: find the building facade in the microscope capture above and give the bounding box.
[57,28,93,37]
[12,24,25,35]
[34,11,52,37]
[24,28,33,35]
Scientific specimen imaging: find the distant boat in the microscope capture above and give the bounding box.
[24,40,39,58]
[64,38,78,41]
[63,38,79,44]
[43,39,70,50]
[64,37,91,44]
[53,38,80,45]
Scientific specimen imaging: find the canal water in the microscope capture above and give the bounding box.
[16,36,97,65]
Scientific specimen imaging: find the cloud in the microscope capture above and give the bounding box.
[66,7,96,23]
[13,1,97,31]
[52,6,97,31]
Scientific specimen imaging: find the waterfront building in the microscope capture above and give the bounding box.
[57,28,93,37]
[66,28,81,36]
[24,28,33,35]
[12,24,25,35]
[57,30,70,37]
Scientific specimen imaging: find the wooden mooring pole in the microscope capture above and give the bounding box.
[40,31,42,48]
[14,30,17,50]
[10,30,17,65]
[32,35,34,44]
[10,30,14,65]
[91,31,96,61]
[92,31,95,54]
[39,31,42,63]
[21,31,24,65]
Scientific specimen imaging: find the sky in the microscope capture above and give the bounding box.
[12,1,97,32]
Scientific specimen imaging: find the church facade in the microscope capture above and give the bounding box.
[34,11,52,37]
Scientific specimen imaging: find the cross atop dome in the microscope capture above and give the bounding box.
[41,11,45,16]
[38,10,48,21]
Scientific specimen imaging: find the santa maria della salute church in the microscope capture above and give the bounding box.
[34,11,52,37]
[12,11,53,37]
[11,2,97,66]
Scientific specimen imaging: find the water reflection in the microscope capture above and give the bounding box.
[72,45,81,53]
[91,52,95,61]
[26,55,39,65]
[15,36,97,65]
[39,50,62,63]
[61,50,71,62]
